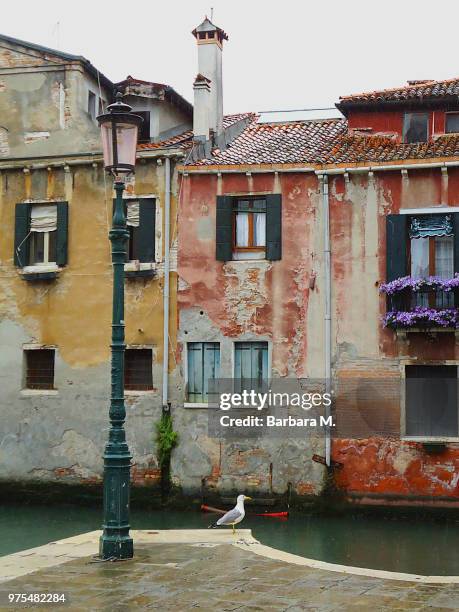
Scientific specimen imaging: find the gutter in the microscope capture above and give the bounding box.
[319,175,332,467]
[162,157,172,409]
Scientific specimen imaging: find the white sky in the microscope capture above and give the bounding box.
[2,0,459,116]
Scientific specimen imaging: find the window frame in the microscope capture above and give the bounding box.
[185,341,220,405]
[24,348,55,391]
[232,198,267,256]
[87,90,97,121]
[401,362,459,441]
[124,347,154,392]
[445,112,459,134]
[403,111,429,144]
[233,341,269,395]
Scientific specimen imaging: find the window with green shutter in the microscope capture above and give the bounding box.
[215,194,281,262]
[14,201,68,268]
[234,341,268,394]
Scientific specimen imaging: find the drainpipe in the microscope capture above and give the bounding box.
[162,157,171,409]
[321,174,332,467]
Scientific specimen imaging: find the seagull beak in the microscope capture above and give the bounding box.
[244,496,252,501]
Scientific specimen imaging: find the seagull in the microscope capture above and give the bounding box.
[209,494,252,534]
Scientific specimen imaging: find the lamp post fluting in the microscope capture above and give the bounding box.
[97,93,143,560]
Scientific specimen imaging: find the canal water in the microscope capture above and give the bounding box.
[1,504,458,576]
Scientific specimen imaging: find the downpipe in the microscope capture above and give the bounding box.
[321,175,332,467]
[162,157,171,410]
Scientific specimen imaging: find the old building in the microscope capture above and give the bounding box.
[0,32,192,486]
[175,76,459,506]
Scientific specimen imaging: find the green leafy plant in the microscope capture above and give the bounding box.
[155,412,179,468]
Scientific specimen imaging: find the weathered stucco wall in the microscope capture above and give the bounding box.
[175,171,327,497]
[329,168,459,505]
[0,40,110,158]
[0,159,180,487]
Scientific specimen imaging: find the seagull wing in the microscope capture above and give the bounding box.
[216,507,243,526]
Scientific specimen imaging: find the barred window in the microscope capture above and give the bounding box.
[124,349,153,391]
[25,349,55,390]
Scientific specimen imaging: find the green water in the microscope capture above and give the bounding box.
[1,504,458,576]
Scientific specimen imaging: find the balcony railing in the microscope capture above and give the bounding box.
[380,276,459,329]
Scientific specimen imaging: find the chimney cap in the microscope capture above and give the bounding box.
[194,73,211,85]
[192,17,228,41]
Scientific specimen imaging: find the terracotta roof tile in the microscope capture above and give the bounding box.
[138,113,254,151]
[192,118,347,165]
[339,77,459,105]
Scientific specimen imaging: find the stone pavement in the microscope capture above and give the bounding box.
[1,530,459,611]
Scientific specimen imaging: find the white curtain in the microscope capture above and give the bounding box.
[410,238,430,278]
[236,212,249,246]
[435,236,454,278]
[254,213,266,246]
[30,205,57,233]
[126,201,140,227]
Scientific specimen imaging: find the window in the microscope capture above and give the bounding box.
[121,199,155,263]
[88,91,96,120]
[409,215,454,307]
[216,195,282,262]
[124,349,153,390]
[405,365,458,437]
[446,113,459,134]
[403,112,429,143]
[187,342,220,403]
[233,199,266,260]
[134,111,151,142]
[14,202,68,268]
[25,349,55,390]
[234,342,268,394]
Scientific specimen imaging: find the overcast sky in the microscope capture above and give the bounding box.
[2,0,459,116]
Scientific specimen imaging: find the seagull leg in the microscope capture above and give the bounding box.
[232,524,235,535]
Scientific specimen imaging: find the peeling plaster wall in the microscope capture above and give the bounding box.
[0,42,110,158]
[329,168,459,505]
[0,161,181,486]
[175,172,326,497]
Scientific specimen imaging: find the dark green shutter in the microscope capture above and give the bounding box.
[386,214,408,310]
[216,195,233,261]
[138,198,155,262]
[452,213,459,306]
[266,194,282,261]
[56,202,69,266]
[14,203,31,267]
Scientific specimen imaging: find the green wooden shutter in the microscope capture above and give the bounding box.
[386,214,408,281]
[386,214,408,311]
[14,203,31,267]
[56,202,69,266]
[452,213,459,306]
[216,195,233,261]
[138,198,155,262]
[266,194,282,261]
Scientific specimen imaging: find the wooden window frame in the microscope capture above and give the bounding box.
[408,234,454,308]
[232,199,266,254]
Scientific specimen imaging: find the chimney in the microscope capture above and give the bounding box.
[193,74,211,142]
[192,17,228,139]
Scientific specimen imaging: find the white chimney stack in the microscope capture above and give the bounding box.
[193,74,211,142]
[192,17,228,139]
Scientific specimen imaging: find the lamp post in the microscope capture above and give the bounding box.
[97,93,143,560]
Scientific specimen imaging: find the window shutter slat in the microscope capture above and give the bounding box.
[216,195,233,261]
[452,213,459,307]
[138,199,155,262]
[386,214,408,311]
[14,203,31,267]
[56,202,69,266]
[266,194,282,261]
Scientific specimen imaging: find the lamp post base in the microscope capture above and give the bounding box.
[99,534,133,560]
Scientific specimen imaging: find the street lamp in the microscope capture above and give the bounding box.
[97,92,143,559]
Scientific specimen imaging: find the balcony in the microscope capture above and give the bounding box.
[380,276,459,331]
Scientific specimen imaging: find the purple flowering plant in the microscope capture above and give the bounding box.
[383,307,459,329]
[379,274,459,295]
